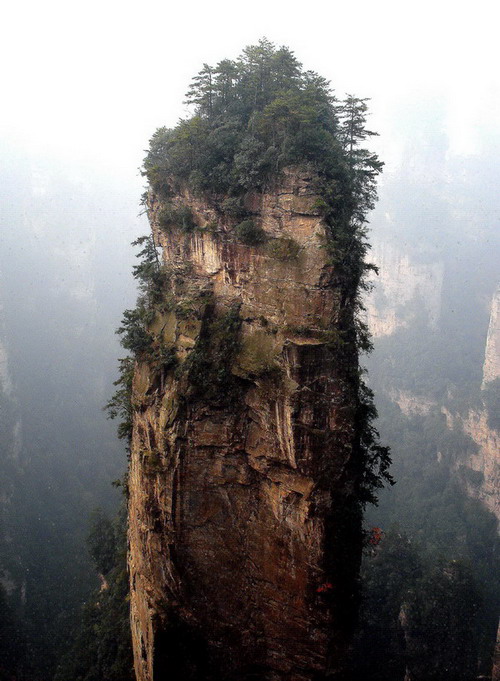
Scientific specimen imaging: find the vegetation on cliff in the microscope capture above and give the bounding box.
[143,38,381,206]
[104,39,393,681]
[112,39,392,509]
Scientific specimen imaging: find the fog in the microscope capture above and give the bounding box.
[2,0,499,168]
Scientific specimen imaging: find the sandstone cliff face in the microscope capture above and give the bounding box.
[457,410,499,525]
[128,169,363,681]
[461,284,500,526]
[483,285,500,386]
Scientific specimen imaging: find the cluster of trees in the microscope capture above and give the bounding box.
[46,40,393,681]
[95,40,393,680]
[353,530,485,681]
[362,334,499,679]
[143,38,382,214]
[53,508,134,681]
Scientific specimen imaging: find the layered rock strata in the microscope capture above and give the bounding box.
[128,170,363,681]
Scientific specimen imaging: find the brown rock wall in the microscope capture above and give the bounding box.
[128,170,361,681]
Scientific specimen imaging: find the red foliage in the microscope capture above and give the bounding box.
[368,527,383,546]
[316,582,333,593]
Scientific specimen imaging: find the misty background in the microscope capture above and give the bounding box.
[0,0,498,678]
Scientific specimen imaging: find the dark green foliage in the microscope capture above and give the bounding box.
[266,236,300,260]
[234,219,266,245]
[87,508,117,576]
[142,128,174,199]
[105,357,134,442]
[182,302,242,404]
[149,343,178,371]
[174,290,211,320]
[115,236,165,358]
[107,235,176,445]
[356,382,393,506]
[404,561,481,681]
[130,234,169,308]
[221,196,248,219]
[116,305,154,355]
[158,203,195,233]
[336,96,383,227]
[353,531,486,681]
[53,508,134,681]
[185,62,215,114]
[353,530,422,680]
[143,39,346,196]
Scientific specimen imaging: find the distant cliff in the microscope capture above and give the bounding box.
[483,286,500,386]
[459,285,500,525]
[366,242,443,338]
[362,229,499,679]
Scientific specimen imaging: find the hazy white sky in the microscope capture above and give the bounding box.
[1,0,498,173]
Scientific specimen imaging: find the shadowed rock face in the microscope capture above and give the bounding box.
[128,169,363,681]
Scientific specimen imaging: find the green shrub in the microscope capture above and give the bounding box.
[221,197,249,220]
[205,220,219,233]
[158,204,195,232]
[116,306,155,355]
[183,303,242,403]
[311,197,330,215]
[267,236,300,261]
[234,220,266,245]
[234,331,278,377]
[151,344,178,372]
[284,325,316,337]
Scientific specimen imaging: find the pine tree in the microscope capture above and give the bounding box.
[185,63,215,117]
[213,59,239,110]
[336,96,384,225]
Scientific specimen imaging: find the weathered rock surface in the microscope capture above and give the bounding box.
[441,406,499,526]
[459,410,499,524]
[483,285,500,387]
[128,169,363,681]
[389,389,437,417]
